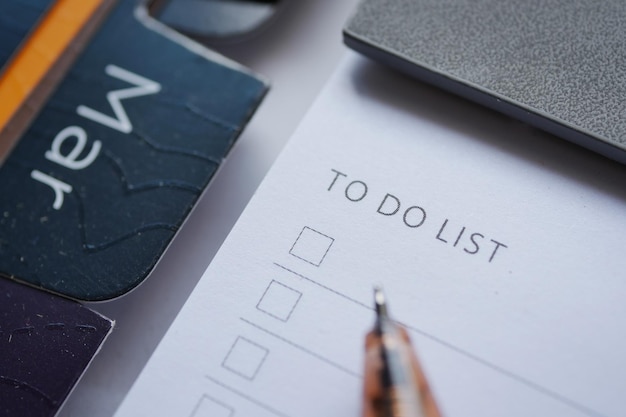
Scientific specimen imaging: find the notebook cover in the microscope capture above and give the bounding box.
[0,277,113,417]
[344,0,626,164]
[0,0,268,300]
[0,0,54,68]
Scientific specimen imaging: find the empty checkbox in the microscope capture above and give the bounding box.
[289,227,334,266]
[191,395,233,417]
[256,280,302,321]
[222,336,269,380]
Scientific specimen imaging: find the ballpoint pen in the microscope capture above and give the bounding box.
[363,288,442,417]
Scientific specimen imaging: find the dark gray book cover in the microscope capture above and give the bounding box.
[344,0,626,164]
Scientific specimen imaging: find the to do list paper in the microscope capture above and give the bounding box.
[115,53,626,417]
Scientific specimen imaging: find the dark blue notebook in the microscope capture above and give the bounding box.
[0,0,53,67]
[0,0,268,300]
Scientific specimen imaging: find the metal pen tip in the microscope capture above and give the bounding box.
[373,286,388,319]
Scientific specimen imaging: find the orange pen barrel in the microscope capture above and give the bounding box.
[363,289,442,417]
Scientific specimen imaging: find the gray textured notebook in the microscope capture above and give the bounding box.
[344,0,626,164]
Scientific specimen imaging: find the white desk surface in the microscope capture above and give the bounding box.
[58,1,360,416]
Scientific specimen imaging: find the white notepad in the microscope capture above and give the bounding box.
[115,52,626,417]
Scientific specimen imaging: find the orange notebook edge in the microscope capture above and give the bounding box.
[0,0,116,163]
